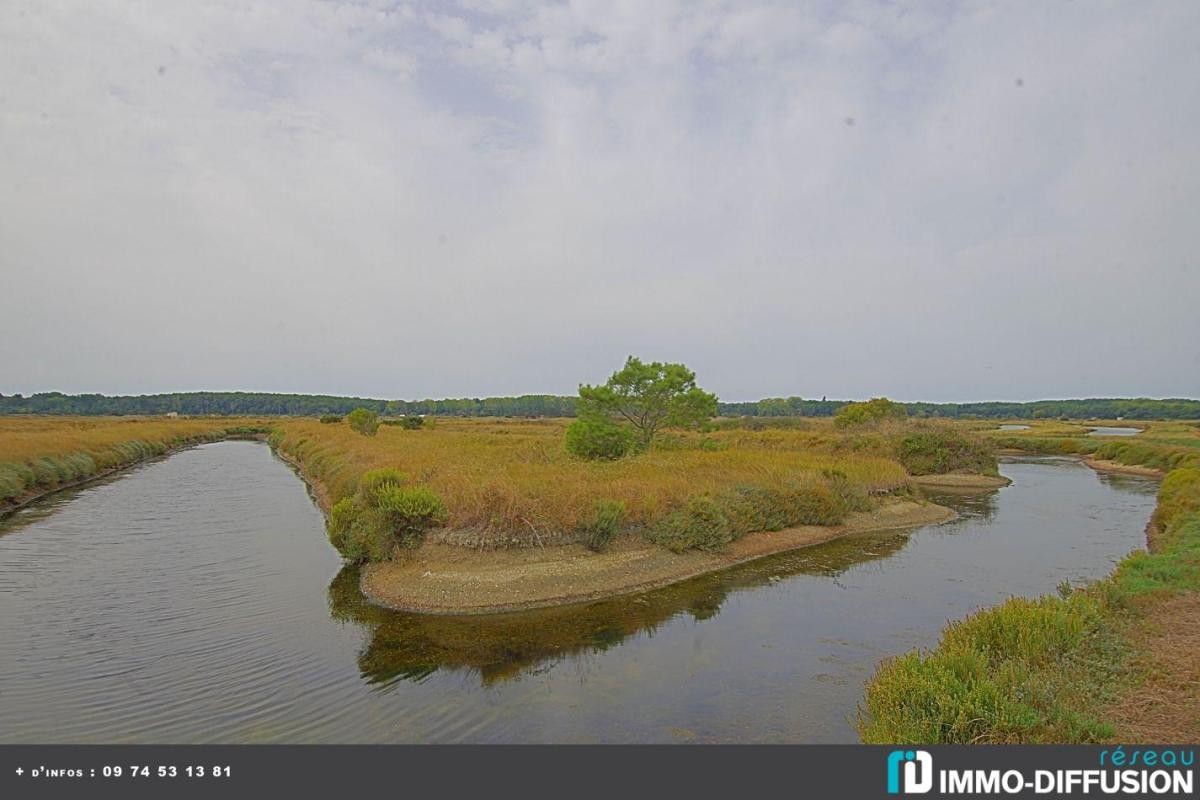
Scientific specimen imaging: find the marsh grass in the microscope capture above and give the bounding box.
[989,420,1200,472]
[859,458,1200,744]
[0,416,269,506]
[270,418,910,548]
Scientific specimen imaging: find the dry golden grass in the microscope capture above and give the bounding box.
[1107,592,1200,742]
[0,415,269,505]
[271,417,910,545]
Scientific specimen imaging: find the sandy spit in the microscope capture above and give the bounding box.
[360,499,956,615]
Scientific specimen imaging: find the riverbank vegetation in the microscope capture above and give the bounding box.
[858,427,1200,743]
[0,416,270,511]
[986,420,1200,474]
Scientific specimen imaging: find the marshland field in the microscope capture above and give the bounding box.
[1,398,1198,743]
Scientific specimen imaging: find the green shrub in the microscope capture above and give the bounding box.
[327,497,359,556]
[325,470,447,562]
[646,495,732,552]
[896,428,997,476]
[319,414,343,424]
[565,415,634,460]
[834,397,907,428]
[346,407,379,437]
[358,467,409,501]
[374,484,449,547]
[579,499,626,551]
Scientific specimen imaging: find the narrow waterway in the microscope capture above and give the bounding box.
[0,442,1159,743]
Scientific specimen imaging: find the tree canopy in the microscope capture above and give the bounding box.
[577,357,718,448]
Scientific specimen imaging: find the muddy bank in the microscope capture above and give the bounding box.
[360,499,956,615]
[1083,457,1166,478]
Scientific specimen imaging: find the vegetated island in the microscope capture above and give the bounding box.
[269,361,1012,614]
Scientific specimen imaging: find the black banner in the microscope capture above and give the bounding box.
[0,744,1195,800]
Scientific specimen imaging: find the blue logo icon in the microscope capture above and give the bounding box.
[887,750,933,794]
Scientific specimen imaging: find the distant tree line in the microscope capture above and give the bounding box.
[0,391,1196,420]
[0,392,578,417]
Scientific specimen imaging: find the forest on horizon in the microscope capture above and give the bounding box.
[2,391,1197,420]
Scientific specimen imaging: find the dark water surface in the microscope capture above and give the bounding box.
[0,443,1159,743]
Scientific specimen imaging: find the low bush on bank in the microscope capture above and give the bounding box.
[859,465,1200,744]
[319,414,342,424]
[645,475,872,553]
[896,427,998,476]
[579,499,626,552]
[326,468,448,562]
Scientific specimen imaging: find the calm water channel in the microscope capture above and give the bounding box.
[0,442,1159,743]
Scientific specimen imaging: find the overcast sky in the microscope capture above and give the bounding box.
[2,1,1197,403]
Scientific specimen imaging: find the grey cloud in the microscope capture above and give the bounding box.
[1,0,1197,401]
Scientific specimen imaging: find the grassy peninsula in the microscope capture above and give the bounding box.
[268,376,1004,613]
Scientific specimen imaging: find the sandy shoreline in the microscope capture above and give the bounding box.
[274,441,964,615]
[911,472,1012,490]
[1083,457,1166,478]
[359,499,957,615]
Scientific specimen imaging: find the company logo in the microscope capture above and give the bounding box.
[887,750,933,794]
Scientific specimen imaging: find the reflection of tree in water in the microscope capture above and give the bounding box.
[327,528,916,689]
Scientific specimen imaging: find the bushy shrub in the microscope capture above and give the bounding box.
[646,495,732,553]
[325,469,447,562]
[319,414,342,424]
[346,407,379,437]
[896,428,997,475]
[375,484,449,547]
[579,499,626,552]
[327,497,359,556]
[358,467,408,500]
[565,415,634,460]
[834,397,907,428]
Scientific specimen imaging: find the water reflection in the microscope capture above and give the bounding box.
[328,524,920,688]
